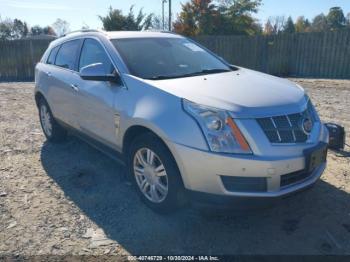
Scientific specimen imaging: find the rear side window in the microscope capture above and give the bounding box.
[55,40,81,70]
[46,45,60,65]
[79,39,114,74]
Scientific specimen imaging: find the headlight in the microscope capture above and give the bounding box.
[305,94,320,122]
[183,99,252,154]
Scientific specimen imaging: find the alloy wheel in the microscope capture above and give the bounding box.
[40,104,52,137]
[133,148,169,203]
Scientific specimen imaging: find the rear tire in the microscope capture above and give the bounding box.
[127,133,186,213]
[38,98,67,142]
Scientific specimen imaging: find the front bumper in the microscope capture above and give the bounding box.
[166,139,327,205]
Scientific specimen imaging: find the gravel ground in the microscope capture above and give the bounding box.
[0,79,349,258]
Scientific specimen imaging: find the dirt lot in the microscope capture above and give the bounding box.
[0,79,349,258]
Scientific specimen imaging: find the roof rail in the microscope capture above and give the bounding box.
[61,29,103,37]
[159,30,178,35]
[142,29,177,35]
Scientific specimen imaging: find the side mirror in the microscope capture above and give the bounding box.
[80,63,120,83]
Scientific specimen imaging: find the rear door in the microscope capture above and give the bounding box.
[49,39,82,129]
[75,38,122,146]
[35,44,60,105]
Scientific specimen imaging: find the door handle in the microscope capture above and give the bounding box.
[70,84,79,92]
[46,71,52,77]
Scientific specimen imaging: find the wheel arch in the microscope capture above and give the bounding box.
[34,91,47,107]
[122,124,185,182]
[123,125,167,155]
[123,124,187,207]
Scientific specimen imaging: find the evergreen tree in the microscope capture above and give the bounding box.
[283,16,295,33]
[99,6,153,31]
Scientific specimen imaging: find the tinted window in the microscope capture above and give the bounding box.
[112,38,231,79]
[55,40,81,70]
[46,45,60,65]
[79,39,114,74]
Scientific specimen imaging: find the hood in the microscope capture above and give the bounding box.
[142,68,308,118]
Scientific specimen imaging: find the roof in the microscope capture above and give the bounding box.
[60,30,182,39]
[105,31,182,39]
[49,30,183,48]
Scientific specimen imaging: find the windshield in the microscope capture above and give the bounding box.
[111,37,232,80]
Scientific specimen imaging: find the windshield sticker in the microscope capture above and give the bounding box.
[183,43,205,52]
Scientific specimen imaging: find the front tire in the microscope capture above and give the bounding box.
[38,98,67,142]
[128,133,186,213]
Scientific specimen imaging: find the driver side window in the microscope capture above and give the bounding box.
[79,38,114,74]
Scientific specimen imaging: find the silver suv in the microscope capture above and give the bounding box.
[35,30,328,212]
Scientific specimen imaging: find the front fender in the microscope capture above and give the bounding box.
[117,75,208,151]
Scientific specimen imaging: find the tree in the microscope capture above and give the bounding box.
[13,19,28,38]
[173,0,262,36]
[218,0,262,35]
[311,13,329,32]
[0,16,56,39]
[195,0,218,35]
[52,18,70,36]
[30,25,44,36]
[126,6,153,30]
[327,7,346,30]
[23,22,29,37]
[0,17,29,39]
[295,16,311,32]
[263,16,285,35]
[347,13,350,27]
[283,16,295,34]
[99,6,153,31]
[173,0,219,36]
[305,19,311,31]
[150,15,169,30]
[43,26,56,36]
[0,18,12,40]
[100,8,125,31]
[173,2,198,36]
[263,19,274,35]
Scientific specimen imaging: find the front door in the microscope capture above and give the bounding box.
[75,38,122,147]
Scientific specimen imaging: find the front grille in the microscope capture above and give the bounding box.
[280,170,312,187]
[221,176,267,192]
[257,101,316,143]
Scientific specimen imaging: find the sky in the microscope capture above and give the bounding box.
[1,0,350,30]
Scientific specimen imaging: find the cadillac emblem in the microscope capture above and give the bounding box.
[301,117,313,135]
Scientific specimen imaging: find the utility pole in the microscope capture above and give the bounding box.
[168,0,172,31]
[162,0,167,30]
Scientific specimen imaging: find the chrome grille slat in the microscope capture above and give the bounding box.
[270,117,281,142]
[285,115,296,142]
[257,103,315,144]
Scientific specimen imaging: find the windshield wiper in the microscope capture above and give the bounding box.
[146,68,232,80]
[173,68,232,78]
[146,75,185,80]
[198,68,232,74]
